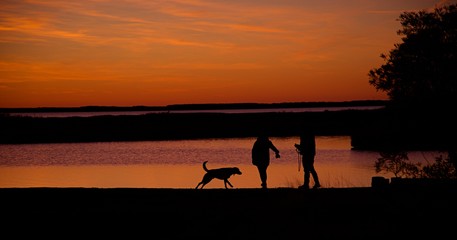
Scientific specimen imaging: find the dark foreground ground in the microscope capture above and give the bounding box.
[1,186,456,239]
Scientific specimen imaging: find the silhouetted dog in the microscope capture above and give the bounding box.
[195,161,242,189]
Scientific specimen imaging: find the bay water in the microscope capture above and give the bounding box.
[0,136,441,189]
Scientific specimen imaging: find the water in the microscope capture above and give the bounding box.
[0,136,441,189]
[7,106,384,118]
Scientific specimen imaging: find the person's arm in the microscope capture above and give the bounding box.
[269,141,281,158]
[294,143,303,154]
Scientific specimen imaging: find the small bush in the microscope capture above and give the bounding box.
[375,151,422,178]
[375,151,456,179]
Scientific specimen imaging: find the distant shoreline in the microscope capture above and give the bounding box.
[0,103,452,151]
[0,99,387,113]
[0,109,383,145]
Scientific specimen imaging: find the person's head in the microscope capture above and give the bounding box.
[257,134,268,141]
[300,128,315,141]
[255,128,270,140]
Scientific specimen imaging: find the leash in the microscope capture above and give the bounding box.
[295,144,301,172]
[295,148,301,172]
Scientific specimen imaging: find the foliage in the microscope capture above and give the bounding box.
[369,3,457,179]
[422,154,457,179]
[375,151,422,178]
[368,4,457,109]
[375,151,457,179]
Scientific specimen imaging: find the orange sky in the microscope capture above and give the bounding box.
[1,0,455,108]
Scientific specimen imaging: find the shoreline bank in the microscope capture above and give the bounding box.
[1,108,452,151]
[2,187,456,238]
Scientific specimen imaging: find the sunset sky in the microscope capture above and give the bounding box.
[1,0,455,108]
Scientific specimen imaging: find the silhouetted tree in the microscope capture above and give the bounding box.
[375,151,422,178]
[422,154,457,179]
[368,4,457,176]
[368,4,457,109]
[375,151,457,179]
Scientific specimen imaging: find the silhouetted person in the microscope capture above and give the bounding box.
[252,134,280,189]
[295,131,321,190]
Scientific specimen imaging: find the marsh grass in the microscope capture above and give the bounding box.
[284,175,360,188]
[283,172,374,189]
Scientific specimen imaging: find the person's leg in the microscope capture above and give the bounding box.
[310,165,320,188]
[304,170,310,189]
[299,158,311,189]
[308,157,320,188]
[257,165,268,188]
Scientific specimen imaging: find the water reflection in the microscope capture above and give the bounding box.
[0,136,441,188]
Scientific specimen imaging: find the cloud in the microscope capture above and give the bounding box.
[153,62,265,70]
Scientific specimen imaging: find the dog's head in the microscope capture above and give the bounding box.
[232,167,242,175]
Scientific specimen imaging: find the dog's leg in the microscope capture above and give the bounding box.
[199,182,208,189]
[196,174,212,189]
[225,179,234,188]
[196,181,207,189]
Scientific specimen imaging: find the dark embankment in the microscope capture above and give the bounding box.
[1,187,456,239]
[0,109,380,144]
[350,106,456,151]
[1,106,454,151]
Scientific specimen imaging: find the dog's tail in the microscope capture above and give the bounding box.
[202,161,209,172]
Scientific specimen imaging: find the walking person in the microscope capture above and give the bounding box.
[295,130,321,190]
[251,134,281,189]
